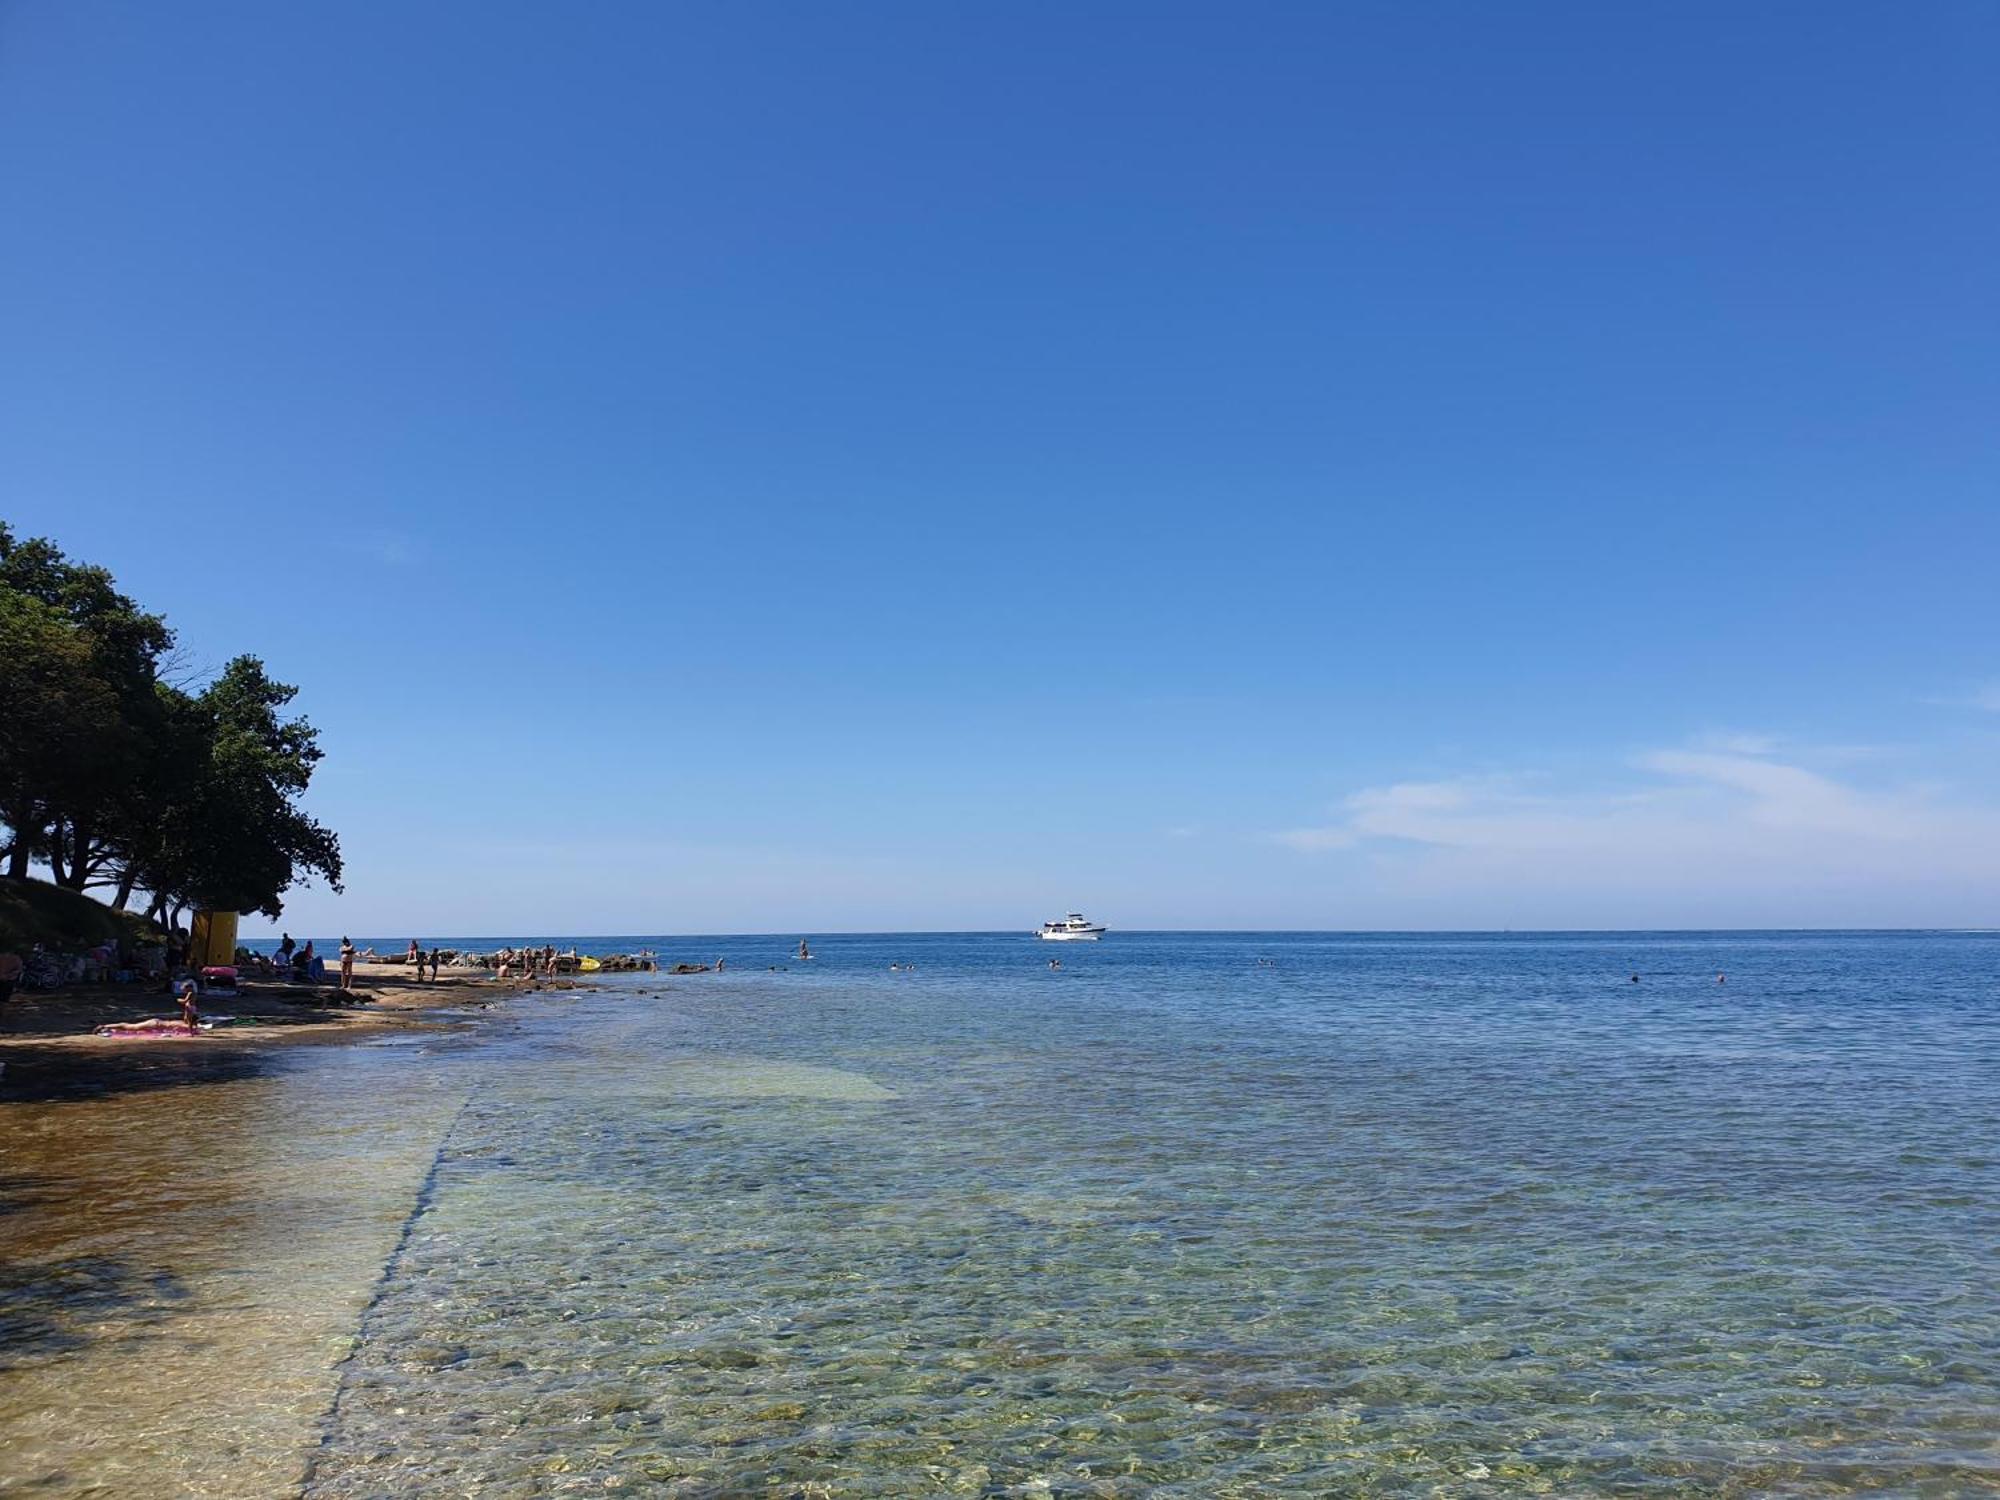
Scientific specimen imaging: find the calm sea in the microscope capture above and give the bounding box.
[7,932,1998,1495]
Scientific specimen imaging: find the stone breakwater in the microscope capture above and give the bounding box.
[379,950,660,974]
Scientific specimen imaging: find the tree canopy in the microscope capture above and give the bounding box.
[0,522,341,923]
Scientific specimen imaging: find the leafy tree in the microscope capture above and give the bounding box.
[1,525,341,921]
[0,523,172,890]
[0,590,119,879]
[134,658,344,922]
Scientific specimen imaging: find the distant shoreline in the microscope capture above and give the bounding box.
[238,926,1996,943]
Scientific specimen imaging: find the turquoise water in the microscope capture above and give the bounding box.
[292,932,1998,1495]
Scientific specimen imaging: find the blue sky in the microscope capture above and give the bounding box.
[4,1,1997,933]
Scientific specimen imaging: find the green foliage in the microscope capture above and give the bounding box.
[0,523,341,919]
[0,589,120,870]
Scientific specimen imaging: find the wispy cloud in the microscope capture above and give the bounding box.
[1689,730,1783,756]
[1271,739,2000,920]
[1924,680,2000,713]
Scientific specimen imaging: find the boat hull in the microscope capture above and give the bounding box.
[1037,929,1103,941]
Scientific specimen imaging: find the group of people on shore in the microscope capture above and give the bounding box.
[268,932,327,984]
[495,944,560,980]
[403,940,445,983]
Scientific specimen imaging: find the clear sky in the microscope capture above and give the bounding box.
[4,1,1997,934]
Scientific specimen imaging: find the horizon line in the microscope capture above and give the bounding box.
[235,925,1999,939]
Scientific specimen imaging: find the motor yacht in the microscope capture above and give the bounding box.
[1037,912,1106,941]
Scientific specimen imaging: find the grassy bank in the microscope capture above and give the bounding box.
[0,877,166,952]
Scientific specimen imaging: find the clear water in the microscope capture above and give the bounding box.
[6,932,1998,1496]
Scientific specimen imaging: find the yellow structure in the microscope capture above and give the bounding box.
[189,910,239,969]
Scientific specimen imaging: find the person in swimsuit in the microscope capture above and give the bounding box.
[340,936,356,990]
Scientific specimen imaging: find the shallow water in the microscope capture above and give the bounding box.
[6,933,1999,1496]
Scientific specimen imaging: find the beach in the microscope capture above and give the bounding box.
[0,961,572,1100]
[3,931,1997,1496]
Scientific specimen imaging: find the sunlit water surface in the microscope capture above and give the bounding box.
[5,932,1998,1496]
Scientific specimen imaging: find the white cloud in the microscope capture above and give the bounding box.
[1924,680,2000,713]
[1271,741,2000,925]
[1689,730,1783,756]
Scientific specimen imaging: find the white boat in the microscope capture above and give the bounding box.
[1038,912,1106,941]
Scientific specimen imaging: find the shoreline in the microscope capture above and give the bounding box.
[0,960,581,1100]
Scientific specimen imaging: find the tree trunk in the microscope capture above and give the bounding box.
[4,840,26,881]
[58,822,98,889]
[112,868,139,910]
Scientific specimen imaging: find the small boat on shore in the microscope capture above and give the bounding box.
[1038,912,1106,941]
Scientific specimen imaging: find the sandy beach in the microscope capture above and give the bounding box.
[0,961,578,1100]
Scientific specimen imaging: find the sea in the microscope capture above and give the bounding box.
[2,931,1996,1496]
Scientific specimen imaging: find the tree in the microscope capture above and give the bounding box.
[128,658,344,923]
[0,523,173,890]
[0,590,119,879]
[1,525,341,921]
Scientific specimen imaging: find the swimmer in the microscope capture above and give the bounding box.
[1048,958,1062,970]
[1717,973,1726,984]
[1630,973,1640,983]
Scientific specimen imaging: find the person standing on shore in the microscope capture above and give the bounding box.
[407,939,424,981]
[429,947,442,982]
[339,936,356,990]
